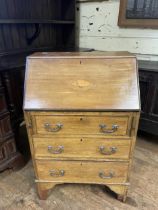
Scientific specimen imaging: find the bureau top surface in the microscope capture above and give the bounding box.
[24,52,140,111]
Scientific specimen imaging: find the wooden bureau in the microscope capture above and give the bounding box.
[23,52,140,202]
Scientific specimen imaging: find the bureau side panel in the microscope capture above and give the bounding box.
[24,111,38,178]
[127,112,140,180]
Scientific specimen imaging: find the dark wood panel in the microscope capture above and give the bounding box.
[0,77,24,171]
[139,71,153,113]
[152,87,158,115]
[0,20,75,24]
[0,0,76,61]
[0,87,7,113]
[1,69,24,124]
[0,113,12,141]
[0,0,75,20]
[0,24,63,53]
[0,0,76,172]
[139,61,158,136]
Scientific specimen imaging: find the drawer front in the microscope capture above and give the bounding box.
[33,137,131,160]
[35,160,129,184]
[32,113,132,137]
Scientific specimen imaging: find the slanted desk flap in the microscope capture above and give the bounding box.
[24,52,140,111]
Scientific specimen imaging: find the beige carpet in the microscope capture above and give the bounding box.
[0,134,158,210]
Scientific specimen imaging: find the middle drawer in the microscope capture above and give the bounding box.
[33,137,131,160]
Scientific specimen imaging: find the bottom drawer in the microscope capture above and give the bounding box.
[35,160,129,184]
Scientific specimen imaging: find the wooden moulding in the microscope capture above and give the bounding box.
[0,19,75,24]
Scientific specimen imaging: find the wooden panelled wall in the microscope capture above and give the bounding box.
[0,0,76,171]
[0,0,75,59]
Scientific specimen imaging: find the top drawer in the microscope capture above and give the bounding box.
[30,112,133,137]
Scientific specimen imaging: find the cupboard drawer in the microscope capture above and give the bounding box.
[35,160,129,184]
[33,137,131,160]
[32,113,132,137]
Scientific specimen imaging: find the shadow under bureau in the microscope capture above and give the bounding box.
[23,52,140,202]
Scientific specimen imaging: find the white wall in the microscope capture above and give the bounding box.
[76,0,158,61]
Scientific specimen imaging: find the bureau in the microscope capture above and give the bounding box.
[23,52,140,202]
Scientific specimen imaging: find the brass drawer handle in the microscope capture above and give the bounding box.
[99,171,114,179]
[99,124,119,133]
[49,169,65,177]
[48,145,64,154]
[99,146,117,155]
[44,123,63,132]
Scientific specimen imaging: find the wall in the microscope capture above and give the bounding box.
[76,0,158,61]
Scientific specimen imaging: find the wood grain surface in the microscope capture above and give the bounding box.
[32,112,132,137]
[33,137,131,160]
[24,52,140,111]
[23,52,140,201]
[29,51,135,58]
[0,135,157,209]
[35,160,129,184]
[24,111,139,201]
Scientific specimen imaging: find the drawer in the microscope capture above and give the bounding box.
[33,137,131,160]
[32,113,132,137]
[35,160,129,184]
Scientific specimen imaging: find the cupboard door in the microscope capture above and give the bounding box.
[139,70,158,135]
[139,71,153,113]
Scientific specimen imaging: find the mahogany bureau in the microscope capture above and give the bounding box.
[23,52,140,202]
